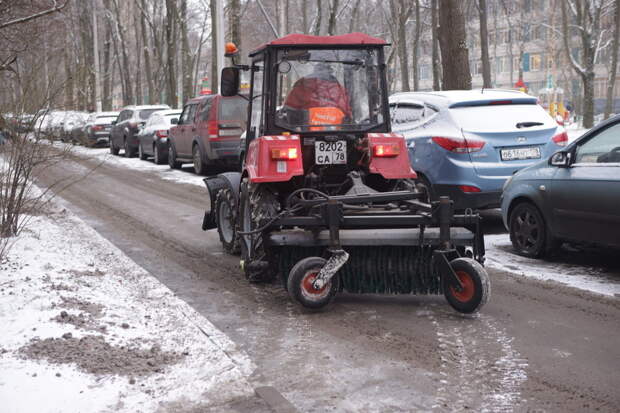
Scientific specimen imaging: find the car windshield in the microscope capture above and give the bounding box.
[274,48,385,132]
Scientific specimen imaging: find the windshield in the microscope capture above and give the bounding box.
[274,48,385,132]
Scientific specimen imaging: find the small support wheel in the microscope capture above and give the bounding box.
[215,188,240,254]
[443,258,490,314]
[287,257,340,310]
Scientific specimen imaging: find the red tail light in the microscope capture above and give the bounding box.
[155,130,168,138]
[92,125,104,131]
[552,131,568,147]
[459,185,481,193]
[432,136,485,153]
[373,143,400,157]
[208,120,218,139]
[271,147,298,160]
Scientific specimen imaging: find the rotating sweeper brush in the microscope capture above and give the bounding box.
[202,33,491,314]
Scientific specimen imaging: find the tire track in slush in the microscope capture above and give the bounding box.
[425,308,529,412]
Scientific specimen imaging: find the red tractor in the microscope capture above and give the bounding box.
[203,33,490,313]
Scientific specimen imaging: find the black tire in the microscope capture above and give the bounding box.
[287,257,340,310]
[509,202,549,258]
[153,144,164,164]
[138,142,148,160]
[168,145,182,169]
[193,144,207,175]
[215,188,240,254]
[109,138,119,155]
[415,175,435,204]
[443,258,490,314]
[239,179,279,282]
[124,137,135,158]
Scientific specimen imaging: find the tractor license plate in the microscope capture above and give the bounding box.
[315,140,347,165]
[501,146,541,161]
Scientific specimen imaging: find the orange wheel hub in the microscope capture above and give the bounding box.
[302,272,327,295]
[450,271,475,302]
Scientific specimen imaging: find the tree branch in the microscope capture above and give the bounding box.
[0,0,68,30]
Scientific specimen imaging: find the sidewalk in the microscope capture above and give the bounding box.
[0,203,270,412]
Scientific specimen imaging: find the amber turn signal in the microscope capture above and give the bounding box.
[271,147,298,160]
[373,144,400,157]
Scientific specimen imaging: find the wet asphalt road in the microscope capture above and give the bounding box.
[35,149,620,412]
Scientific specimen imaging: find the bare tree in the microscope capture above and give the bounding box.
[431,0,441,90]
[312,0,323,35]
[438,0,471,90]
[388,0,413,91]
[478,0,492,88]
[561,0,614,128]
[605,0,619,119]
[412,0,421,91]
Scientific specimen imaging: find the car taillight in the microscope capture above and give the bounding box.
[552,131,568,146]
[208,120,218,139]
[459,185,481,193]
[432,136,485,153]
[373,143,400,157]
[271,147,298,160]
[155,130,168,138]
[128,122,137,129]
[92,125,104,131]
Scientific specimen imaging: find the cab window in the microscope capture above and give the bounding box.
[575,122,620,164]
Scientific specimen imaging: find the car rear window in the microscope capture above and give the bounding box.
[449,104,553,132]
[139,109,166,120]
[219,97,248,120]
[95,116,117,123]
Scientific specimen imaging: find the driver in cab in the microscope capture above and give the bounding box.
[283,62,351,129]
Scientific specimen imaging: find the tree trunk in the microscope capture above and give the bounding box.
[64,47,74,109]
[312,0,322,35]
[112,0,133,105]
[605,0,619,119]
[180,0,192,104]
[230,0,241,48]
[139,0,155,104]
[348,0,361,33]
[479,0,492,88]
[431,0,441,91]
[438,0,471,90]
[327,0,339,35]
[210,0,218,94]
[302,0,308,33]
[583,71,595,128]
[102,0,113,110]
[165,0,178,106]
[412,0,421,91]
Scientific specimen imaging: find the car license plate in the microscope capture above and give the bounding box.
[501,146,541,161]
[315,140,347,165]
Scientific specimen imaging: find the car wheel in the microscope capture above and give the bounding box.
[415,175,434,204]
[138,142,147,160]
[124,137,135,158]
[192,144,207,175]
[153,144,163,164]
[509,202,548,258]
[168,145,182,169]
[109,138,119,155]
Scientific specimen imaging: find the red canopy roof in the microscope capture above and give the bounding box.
[251,33,387,55]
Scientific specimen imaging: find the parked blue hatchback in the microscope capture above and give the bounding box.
[390,90,567,210]
[501,114,620,257]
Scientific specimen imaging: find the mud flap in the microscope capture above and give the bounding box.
[202,173,242,231]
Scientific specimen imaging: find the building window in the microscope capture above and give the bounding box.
[530,54,542,71]
[420,65,430,80]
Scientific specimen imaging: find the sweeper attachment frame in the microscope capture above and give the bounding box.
[202,33,490,313]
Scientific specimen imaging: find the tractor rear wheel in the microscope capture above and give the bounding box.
[443,258,490,314]
[215,188,240,254]
[287,257,340,310]
[239,179,279,282]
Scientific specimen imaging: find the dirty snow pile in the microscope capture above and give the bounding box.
[0,205,255,412]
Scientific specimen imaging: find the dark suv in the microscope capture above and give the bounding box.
[110,105,169,157]
[168,95,247,174]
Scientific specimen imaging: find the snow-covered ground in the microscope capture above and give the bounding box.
[485,234,620,298]
[68,144,205,188]
[565,123,588,143]
[0,203,256,412]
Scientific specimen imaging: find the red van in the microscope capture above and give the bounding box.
[168,95,247,175]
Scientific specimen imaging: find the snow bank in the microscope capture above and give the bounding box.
[485,234,620,298]
[0,204,256,412]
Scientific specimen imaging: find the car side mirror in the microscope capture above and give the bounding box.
[221,67,240,97]
[549,151,570,167]
[171,118,178,125]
